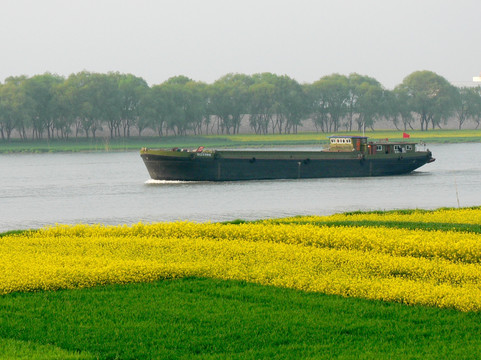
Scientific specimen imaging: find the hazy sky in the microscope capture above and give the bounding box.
[1,0,480,89]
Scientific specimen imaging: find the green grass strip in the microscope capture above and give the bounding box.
[341,205,481,215]
[0,230,35,238]
[265,220,481,234]
[1,129,481,153]
[1,278,481,360]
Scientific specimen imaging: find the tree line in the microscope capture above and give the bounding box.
[1,70,480,141]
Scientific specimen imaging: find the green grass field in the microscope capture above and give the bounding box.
[2,278,481,360]
[1,129,480,153]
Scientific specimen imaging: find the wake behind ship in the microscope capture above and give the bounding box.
[140,136,435,181]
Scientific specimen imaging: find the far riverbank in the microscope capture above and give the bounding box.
[1,129,481,154]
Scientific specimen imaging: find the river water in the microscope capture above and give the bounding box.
[1,143,480,232]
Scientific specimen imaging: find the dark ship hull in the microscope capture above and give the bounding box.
[141,136,435,181]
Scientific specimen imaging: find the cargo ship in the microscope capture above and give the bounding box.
[140,136,435,181]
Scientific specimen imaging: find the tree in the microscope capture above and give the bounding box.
[62,72,89,138]
[453,87,481,129]
[0,77,33,140]
[95,73,122,138]
[398,71,457,131]
[386,87,414,131]
[246,73,309,134]
[141,84,169,136]
[306,82,329,132]
[136,87,153,136]
[344,74,384,132]
[469,87,481,129]
[117,73,148,137]
[355,81,385,131]
[24,73,64,139]
[63,72,120,139]
[185,81,209,135]
[161,81,185,135]
[160,76,208,136]
[208,73,251,134]
[248,81,276,134]
[270,75,308,134]
[310,74,350,132]
[53,81,74,139]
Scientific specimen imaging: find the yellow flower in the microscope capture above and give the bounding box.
[2,213,481,312]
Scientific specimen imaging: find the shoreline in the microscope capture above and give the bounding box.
[1,129,480,154]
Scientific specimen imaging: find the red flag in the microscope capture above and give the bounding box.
[403,132,410,138]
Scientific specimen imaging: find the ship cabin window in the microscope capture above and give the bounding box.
[376,145,383,152]
[406,145,412,151]
[331,138,352,144]
[394,145,405,153]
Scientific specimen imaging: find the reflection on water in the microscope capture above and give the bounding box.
[1,143,480,231]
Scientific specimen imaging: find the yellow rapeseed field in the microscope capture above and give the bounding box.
[2,218,481,311]
[269,207,481,225]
